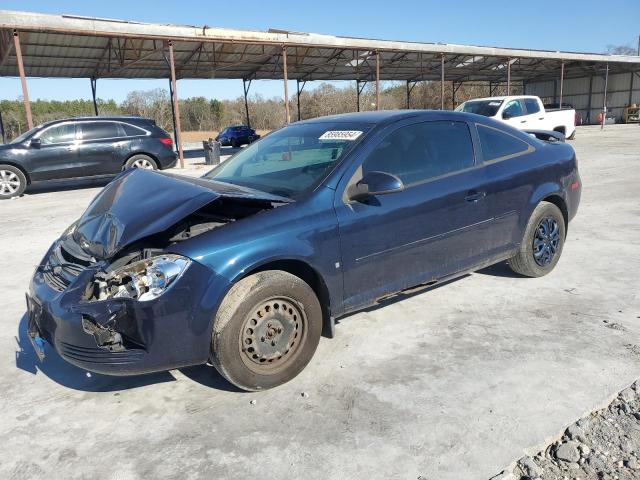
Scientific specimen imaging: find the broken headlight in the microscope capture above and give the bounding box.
[90,254,191,302]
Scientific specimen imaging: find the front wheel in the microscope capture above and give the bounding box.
[508,201,566,277]
[0,164,27,199]
[211,270,322,391]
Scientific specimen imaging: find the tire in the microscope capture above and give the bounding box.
[231,138,239,148]
[0,164,27,199]
[211,270,322,391]
[124,154,158,170]
[508,201,566,277]
[567,130,576,140]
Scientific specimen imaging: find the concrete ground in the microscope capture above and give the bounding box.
[0,125,639,480]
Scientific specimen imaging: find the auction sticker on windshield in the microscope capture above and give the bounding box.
[319,130,363,141]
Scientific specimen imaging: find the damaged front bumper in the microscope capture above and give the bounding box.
[27,241,231,376]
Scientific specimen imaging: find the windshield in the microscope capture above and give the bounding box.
[203,122,371,198]
[10,125,44,144]
[456,99,504,117]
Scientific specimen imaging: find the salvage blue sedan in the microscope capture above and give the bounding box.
[27,111,581,391]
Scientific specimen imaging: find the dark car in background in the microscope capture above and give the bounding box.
[27,111,580,391]
[0,116,177,199]
[215,125,259,147]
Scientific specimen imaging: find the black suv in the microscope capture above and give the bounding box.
[0,116,177,199]
[215,125,259,148]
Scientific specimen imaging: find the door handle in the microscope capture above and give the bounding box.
[520,120,527,123]
[465,191,486,202]
[538,117,545,120]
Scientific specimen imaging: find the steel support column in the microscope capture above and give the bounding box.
[586,75,594,124]
[282,45,290,124]
[13,31,32,130]
[243,78,252,128]
[167,41,184,168]
[601,63,609,130]
[452,81,462,110]
[559,61,565,108]
[168,79,179,158]
[440,55,445,109]
[506,58,511,95]
[375,51,380,111]
[406,80,410,109]
[296,79,306,121]
[356,80,367,112]
[0,109,5,144]
[628,70,635,108]
[90,78,99,116]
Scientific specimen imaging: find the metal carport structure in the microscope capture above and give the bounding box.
[1,9,639,166]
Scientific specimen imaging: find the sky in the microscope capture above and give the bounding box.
[0,0,639,103]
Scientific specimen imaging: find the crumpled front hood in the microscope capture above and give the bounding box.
[73,169,221,259]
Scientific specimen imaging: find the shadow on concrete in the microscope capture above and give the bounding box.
[476,261,526,278]
[179,365,243,393]
[24,176,112,196]
[14,313,240,393]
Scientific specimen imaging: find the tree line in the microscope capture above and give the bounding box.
[0,81,515,142]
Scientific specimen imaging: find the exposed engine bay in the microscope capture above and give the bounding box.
[76,196,280,303]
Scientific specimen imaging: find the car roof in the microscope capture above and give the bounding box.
[38,116,154,128]
[296,109,489,127]
[464,95,540,102]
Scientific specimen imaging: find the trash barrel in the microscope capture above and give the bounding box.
[203,138,221,165]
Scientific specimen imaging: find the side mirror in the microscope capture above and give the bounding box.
[30,138,41,148]
[347,171,404,202]
[502,110,513,120]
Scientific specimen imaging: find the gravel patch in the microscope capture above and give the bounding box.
[493,382,640,480]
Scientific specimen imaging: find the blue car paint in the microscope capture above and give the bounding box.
[27,110,581,376]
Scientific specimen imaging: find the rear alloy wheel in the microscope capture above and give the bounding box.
[0,164,27,199]
[508,201,566,277]
[211,270,322,391]
[124,154,158,170]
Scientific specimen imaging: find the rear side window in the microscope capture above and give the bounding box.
[121,123,147,137]
[362,121,475,185]
[80,122,121,140]
[477,124,532,162]
[524,98,540,114]
[40,124,76,144]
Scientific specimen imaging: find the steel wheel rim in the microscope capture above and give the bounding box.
[239,296,307,373]
[0,170,20,195]
[533,216,560,266]
[132,158,154,169]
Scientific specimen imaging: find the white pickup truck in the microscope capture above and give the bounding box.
[455,95,576,140]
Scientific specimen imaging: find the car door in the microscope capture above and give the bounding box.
[27,122,82,180]
[76,121,124,176]
[501,99,529,129]
[334,119,493,311]
[475,122,537,256]
[523,98,545,130]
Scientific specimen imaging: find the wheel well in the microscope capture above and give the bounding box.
[243,260,333,337]
[0,161,30,184]
[543,194,569,232]
[553,126,566,135]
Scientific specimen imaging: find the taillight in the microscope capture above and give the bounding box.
[159,137,173,146]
